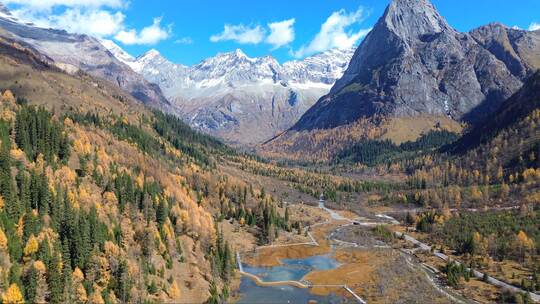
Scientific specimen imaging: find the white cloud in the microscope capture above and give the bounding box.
[210,24,265,44]
[15,8,126,37]
[293,7,371,58]
[174,37,193,45]
[529,22,540,31]
[115,17,171,45]
[3,0,126,10]
[266,18,295,49]
[7,0,172,45]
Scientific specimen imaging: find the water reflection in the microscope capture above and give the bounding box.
[242,254,341,283]
[237,253,353,303]
[236,277,352,304]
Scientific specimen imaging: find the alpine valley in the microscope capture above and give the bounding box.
[0,1,539,304]
[105,43,355,145]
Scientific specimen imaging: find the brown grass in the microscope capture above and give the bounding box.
[260,114,463,161]
[242,221,344,267]
[0,42,149,121]
[381,115,463,144]
[305,249,387,296]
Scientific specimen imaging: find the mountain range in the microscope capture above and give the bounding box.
[2,0,539,153]
[102,42,354,144]
[0,3,357,145]
[263,0,540,160]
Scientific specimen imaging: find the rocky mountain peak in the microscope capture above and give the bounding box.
[287,0,530,134]
[330,0,458,94]
[233,48,248,58]
[117,45,355,144]
[140,49,162,60]
[470,22,540,79]
[382,0,453,42]
[210,48,254,63]
[99,38,135,63]
[134,48,175,70]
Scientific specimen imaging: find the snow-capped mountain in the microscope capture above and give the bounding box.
[132,47,354,96]
[0,2,353,145]
[103,41,354,144]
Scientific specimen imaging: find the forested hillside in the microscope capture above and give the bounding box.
[0,91,220,303]
[0,40,297,304]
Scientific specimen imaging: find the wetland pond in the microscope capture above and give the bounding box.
[237,253,354,303]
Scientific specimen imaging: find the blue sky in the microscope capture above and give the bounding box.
[5,0,540,65]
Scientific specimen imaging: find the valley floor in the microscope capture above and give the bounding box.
[232,200,470,303]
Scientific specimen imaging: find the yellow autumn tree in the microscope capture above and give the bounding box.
[15,217,23,238]
[73,267,85,281]
[515,230,535,261]
[96,256,111,287]
[168,279,181,298]
[472,232,487,257]
[2,283,24,304]
[88,289,105,304]
[1,90,15,105]
[73,267,88,303]
[32,261,48,304]
[103,191,118,205]
[0,227,7,251]
[24,235,39,257]
[499,183,510,199]
[470,186,482,203]
[525,191,540,204]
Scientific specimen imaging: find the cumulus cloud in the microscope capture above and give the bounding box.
[210,19,295,48]
[293,7,371,58]
[529,22,540,31]
[15,8,126,37]
[266,18,295,49]
[7,0,172,45]
[115,17,171,45]
[210,24,265,44]
[3,0,126,10]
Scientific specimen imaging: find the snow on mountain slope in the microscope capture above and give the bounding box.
[0,3,351,143]
[98,38,136,67]
[102,41,355,144]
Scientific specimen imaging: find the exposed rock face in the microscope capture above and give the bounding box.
[116,47,355,144]
[450,71,540,153]
[470,23,540,79]
[0,11,170,108]
[290,0,537,132]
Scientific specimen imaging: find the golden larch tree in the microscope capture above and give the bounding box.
[2,284,24,304]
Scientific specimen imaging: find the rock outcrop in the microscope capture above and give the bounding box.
[265,0,540,159]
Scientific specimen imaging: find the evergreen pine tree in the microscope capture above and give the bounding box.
[23,264,38,303]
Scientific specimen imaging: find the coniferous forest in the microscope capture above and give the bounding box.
[0,91,293,303]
